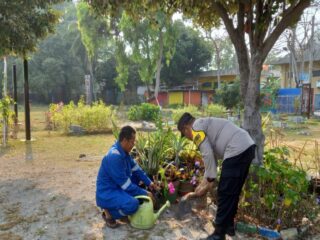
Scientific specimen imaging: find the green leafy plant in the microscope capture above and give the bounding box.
[215,80,241,110]
[49,98,116,134]
[128,103,160,122]
[135,129,171,177]
[0,96,14,137]
[171,105,200,123]
[204,103,226,118]
[239,147,319,228]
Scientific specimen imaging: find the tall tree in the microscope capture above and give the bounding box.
[0,0,63,141]
[161,21,213,87]
[85,2,177,101]
[27,3,87,103]
[87,0,311,164]
[76,2,108,103]
[118,11,176,100]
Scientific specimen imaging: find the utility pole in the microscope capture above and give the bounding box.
[24,59,31,141]
[13,65,18,124]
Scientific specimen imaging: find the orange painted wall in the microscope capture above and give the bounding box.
[183,91,202,105]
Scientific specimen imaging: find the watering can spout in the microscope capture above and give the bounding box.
[155,200,170,220]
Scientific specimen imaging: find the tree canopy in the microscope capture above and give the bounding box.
[161,21,213,87]
[0,0,63,58]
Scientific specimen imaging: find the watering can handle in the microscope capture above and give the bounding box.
[134,195,151,201]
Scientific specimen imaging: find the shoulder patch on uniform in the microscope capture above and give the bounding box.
[192,129,206,147]
[111,149,121,155]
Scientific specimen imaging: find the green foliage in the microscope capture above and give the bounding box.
[204,104,226,118]
[76,2,107,61]
[115,41,130,92]
[260,76,280,111]
[240,147,319,228]
[135,129,172,176]
[161,21,213,87]
[128,103,160,122]
[49,98,116,134]
[215,80,241,110]
[171,105,200,123]
[0,0,63,57]
[117,10,177,91]
[0,96,14,132]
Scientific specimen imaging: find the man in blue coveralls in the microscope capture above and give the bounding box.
[96,126,157,228]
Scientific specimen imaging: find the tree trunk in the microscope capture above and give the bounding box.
[154,30,163,104]
[288,29,299,87]
[242,53,265,165]
[212,41,221,89]
[88,60,95,102]
[2,56,8,146]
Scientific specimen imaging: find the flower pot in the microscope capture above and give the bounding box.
[164,189,178,204]
[178,180,195,196]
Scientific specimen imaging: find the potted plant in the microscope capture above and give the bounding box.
[178,158,204,196]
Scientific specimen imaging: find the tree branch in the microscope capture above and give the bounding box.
[261,0,311,61]
[247,1,254,55]
[259,0,273,46]
[211,2,238,44]
[254,0,264,48]
[237,1,245,34]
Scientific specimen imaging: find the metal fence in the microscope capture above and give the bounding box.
[315,94,320,111]
[276,95,300,114]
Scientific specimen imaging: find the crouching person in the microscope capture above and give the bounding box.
[96,126,156,228]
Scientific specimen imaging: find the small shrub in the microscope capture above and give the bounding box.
[204,104,226,118]
[216,80,241,110]
[49,98,116,134]
[239,147,319,228]
[171,105,200,123]
[0,96,15,138]
[128,103,160,122]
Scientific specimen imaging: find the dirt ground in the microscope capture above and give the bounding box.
[0,130,261,240]
[1,108,320,240]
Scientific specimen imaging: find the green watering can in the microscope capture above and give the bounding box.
[128,195,170,230]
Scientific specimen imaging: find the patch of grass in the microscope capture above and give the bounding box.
[35,227,46,236]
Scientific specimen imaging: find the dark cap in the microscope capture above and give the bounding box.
[177,112,195,136]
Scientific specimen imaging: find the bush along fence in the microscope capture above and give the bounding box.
[48,98,116,134]
[237,147,320,238]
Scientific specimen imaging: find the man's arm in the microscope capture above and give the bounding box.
[198,137,217,179]
[130,157,152,187]
[105,155,147,196]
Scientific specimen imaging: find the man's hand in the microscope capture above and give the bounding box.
[148,182,160,191]
[194,178,214,197]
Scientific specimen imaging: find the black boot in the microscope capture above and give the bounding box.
[226,223,235,236]
[206,225,226,240]
[206,231,226,240]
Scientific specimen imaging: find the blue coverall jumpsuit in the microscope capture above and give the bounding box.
[96,141,152,219]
